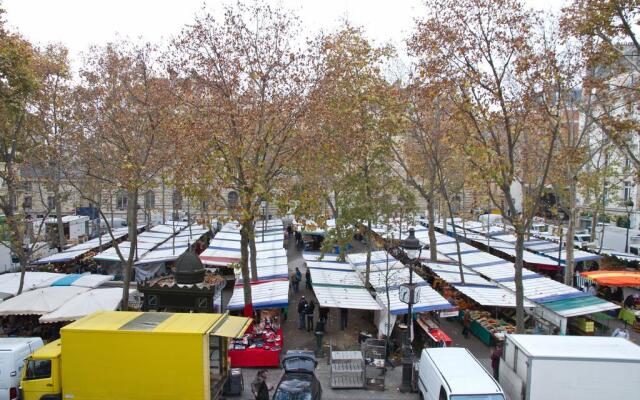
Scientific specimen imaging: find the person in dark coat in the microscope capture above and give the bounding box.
[297,296,308,330]
[306,300,315,332]
[462,310,472,339]
[491,342,503,380]
[251,369,272,400]
[340,308,348,330]
[305,268,312,289]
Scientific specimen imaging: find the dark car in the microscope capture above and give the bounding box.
[273,350,322,400]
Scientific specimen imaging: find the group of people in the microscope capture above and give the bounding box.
[297,296,319,332]
[290,267,312,293]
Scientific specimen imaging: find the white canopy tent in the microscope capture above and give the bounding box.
[227,280,290,310]
[0,286,88,315]
[0,272,66,296]
[39,288,132,323]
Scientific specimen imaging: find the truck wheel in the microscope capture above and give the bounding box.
[419,391,424,400]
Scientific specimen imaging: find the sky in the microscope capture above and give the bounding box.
[2,0,566,69]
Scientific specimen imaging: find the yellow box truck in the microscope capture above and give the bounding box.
[19,311,251,400]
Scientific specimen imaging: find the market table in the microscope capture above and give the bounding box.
[229,346,281,368]
[618,308,637,326]
[229,327,283,368]
[427,328,452,347]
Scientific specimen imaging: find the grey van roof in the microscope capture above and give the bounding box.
[424,348,502,395]
[0,337,42,351]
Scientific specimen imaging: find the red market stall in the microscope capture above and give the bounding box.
[227,281,289,368]
[228,323,283,367]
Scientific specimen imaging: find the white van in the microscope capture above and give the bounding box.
[0,338,44,400]
[418,347,505,400]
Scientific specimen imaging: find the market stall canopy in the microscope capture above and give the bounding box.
[93,223,199,263]
[32,228,130,265]
[227,280,289,310]
[347,251,453,315]
[39,288,133,323]
[581,270,640,287]
[49,273,114,288]
[599,249,640,263]
[134,227,209,266]
[432,232,618,318]
[0,272,66,296]
[200,243,286,267]
[426,262,536,308]
[0,286,89,315]
[307,261,381,310]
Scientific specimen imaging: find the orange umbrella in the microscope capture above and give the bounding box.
[581,271,640,287]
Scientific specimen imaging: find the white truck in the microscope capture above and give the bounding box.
[45,215,90,245]
[499,334,640,400]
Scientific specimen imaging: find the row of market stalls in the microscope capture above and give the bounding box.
[0,222,213,339]
[304,248,456,350]
[92,222,210,281]
[201,220,288,368]
[420,222,619,335]
[31,227,131,267]
[437,219,602,272]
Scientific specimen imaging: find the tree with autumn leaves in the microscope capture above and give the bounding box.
[410,0,571,332]
[169,2,315,305]
[71,42,176,309]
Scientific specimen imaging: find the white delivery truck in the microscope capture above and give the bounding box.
[418,347,505,400]
[499,334,640,400]
[0,338,44,400]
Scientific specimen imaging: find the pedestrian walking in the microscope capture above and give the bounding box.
[306,300,315,332]
[297,296,307,330]
[295,231,302,248]
[305,268,312,289]
[340,308,348,330]
[251,369,273,400]
[291,271,300,293]
[462,310,471,339]
[491,342,503,381]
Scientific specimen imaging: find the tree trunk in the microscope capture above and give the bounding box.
[365,220,372,288]
[427,196,438,261]
[239,224,253,305]
[248,221,258,282]
[121,189,138,311]
[564,179,577,286]
[54,185,65,251]
[514,231,525,333]
[590,209,598,242]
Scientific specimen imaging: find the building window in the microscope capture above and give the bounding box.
[144,190,155,209]
[227,191,238,208]
[116,190,128,210]
[47,196,55,210]
[624,182,632,203]
[22,196,32,210]
[172,190,182,210]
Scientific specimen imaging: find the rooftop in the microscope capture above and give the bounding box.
[507,334,640,361]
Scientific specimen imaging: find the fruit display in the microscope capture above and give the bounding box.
[467,310,516,336]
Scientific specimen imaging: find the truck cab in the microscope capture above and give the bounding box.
[20,340,61,400]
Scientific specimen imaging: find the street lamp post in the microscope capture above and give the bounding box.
[399,228,422,393]
[625,200,634,253]
[260,200,267,243]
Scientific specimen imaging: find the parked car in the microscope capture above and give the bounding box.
[0,337,43,400]
[273,351,321,400]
